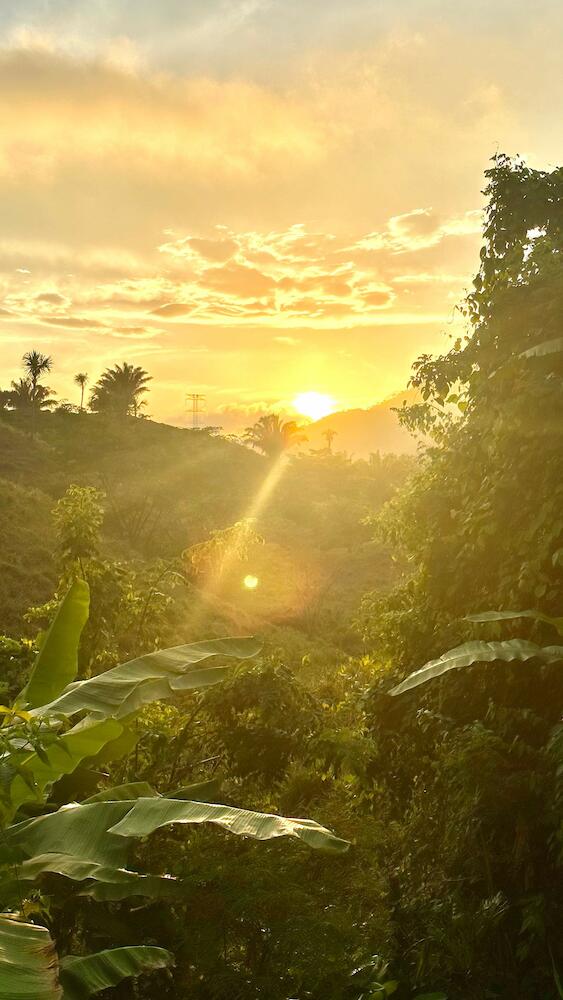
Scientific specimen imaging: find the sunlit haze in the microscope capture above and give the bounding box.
[0,1,562,430]
[293,392,336,422]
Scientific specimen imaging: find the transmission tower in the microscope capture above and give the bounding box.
[185,393,206,428]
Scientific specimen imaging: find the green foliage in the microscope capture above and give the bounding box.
[0,583,348,1000]
[0,915,61,1000]
[52,487,104,566]
[59,947,173,999]
[21,579,90,709]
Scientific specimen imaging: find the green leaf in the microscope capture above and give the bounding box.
[33,637,261,721]
[20,580,90,710]
[519,337,563,360]
[6,718,123,821]
[7,796,349,869]
[60,946,173,999]
[108,797,351,853]
[390,639,563,696]
[0,853,180,905]
[166,778,222,801]
[0,914,62,1000]
[467,608,563,636]
[83,782,158,803]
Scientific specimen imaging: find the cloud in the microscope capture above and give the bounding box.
[153,216,483,325]
[0,46,326,184]
[355,208,484,255]
[42,315,106,328]
[0,211,480,335]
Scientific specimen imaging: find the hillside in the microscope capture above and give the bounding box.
[304,390,420,456]
[0,411,411,641]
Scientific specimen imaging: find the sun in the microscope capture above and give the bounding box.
[293,392,336,421]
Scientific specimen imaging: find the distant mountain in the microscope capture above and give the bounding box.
[303,390,419,457]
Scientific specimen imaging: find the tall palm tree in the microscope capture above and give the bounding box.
[89,362,152,418]
[22,350,53,436]
[243,414,307,458]
[74,372,88,411]
[323,428,337,453]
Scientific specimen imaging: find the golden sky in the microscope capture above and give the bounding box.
[1,1,562,427]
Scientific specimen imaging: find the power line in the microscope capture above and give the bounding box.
[185,393,206,429]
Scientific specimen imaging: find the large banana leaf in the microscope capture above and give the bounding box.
[7,796,349,869]
[59,946,173,999]
[20,580,90,710]
[467,608,563,636]
[0,914,61,1000]
[0,853,180,905]
[33,637,261,721]
[390,638,563,696]
[6,718,123,821]
[108,797,351,852]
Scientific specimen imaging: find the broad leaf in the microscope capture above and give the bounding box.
[0,853,180,905]
[519,337,563,360]
[33,637,261,721]
[20,580,90,710]
[467,608,563,636]
[7,796,349,869]
[108,797,351,853]
[167,778,222,801]
[6,718,123,821]
[390,639,563,696]
[60,946,172,999]
[84,782,158,803]
[0,914,62,1000]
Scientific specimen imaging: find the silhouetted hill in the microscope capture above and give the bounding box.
[304,390,419,457]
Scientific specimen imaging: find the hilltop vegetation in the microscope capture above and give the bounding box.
[0,156,562,1000]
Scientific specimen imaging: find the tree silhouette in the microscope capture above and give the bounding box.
[89,363,151,418]
[74,372,88,411]
[9,378,55,413]
[22,350,53,436]
[243,414,307,458]
[323,428,337,453]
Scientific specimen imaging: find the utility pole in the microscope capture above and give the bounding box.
[185,393,206,428]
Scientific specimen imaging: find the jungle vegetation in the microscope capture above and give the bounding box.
[0,156,561,999]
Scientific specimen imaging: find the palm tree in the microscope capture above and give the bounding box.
[22,350,53,436]
[243,414,307,458]
[9,378,55,413]
[323,428,337,453]
[74,372,88,411]
[89,362,152,418]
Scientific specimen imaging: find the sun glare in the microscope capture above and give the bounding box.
[243,574,259,590]
[293,392,336,421]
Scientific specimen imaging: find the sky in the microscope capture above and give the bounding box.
[0,0,562,428]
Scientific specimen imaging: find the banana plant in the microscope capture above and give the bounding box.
[0,580,349,1000]
[390,607,563,696]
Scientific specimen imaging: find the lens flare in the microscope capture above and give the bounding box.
[293,392,335,421]
[243,574,259,590]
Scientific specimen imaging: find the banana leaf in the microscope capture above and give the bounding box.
[390,638,563,696]
[20,580,89,710]
[59,946,172,999]
[0,914,61,1000]
[33,637,261,721]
